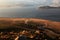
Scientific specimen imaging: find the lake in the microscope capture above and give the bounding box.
[0,7,60,22]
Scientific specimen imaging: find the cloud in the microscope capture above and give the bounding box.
[50,0,60,7]
[0,0,48,7]
[52,0,59,4]
[0,0,47,5]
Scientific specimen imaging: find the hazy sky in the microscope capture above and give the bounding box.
[0,0,47,5]
[0,0,59,6]
[0,0,50,5]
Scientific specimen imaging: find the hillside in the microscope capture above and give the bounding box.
[0,18,60,40]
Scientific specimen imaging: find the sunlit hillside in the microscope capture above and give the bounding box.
[0,18,60,40]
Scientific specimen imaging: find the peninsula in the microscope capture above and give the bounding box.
[39,6,60,9]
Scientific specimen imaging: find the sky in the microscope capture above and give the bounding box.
[0,0,59,7]
[50,0,60,7]
[0,0,48,5]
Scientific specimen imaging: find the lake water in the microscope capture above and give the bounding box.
[0,7,60,22]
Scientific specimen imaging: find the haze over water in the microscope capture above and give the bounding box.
[0,7,60,22]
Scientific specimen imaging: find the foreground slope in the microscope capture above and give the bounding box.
[0,18,60,39]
